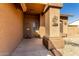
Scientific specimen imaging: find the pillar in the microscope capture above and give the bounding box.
[44,4,64,49]
[60,15,69,37]
[62,19,68,37]
[39,15,46,37]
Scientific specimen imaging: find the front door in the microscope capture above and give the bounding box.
[23,14,39,38]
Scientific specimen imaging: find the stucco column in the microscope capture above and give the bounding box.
[44,4,64,48]
[62,19,68,37]
[49,7,60,37]
[39,15,46,37]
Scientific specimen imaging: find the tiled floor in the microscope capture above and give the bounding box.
[11,38,50,56]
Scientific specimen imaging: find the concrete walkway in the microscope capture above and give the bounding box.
[11,38,50,56]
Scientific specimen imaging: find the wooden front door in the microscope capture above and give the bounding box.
[23,14,39,38]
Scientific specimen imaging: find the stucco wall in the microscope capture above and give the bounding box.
[68,25,79,37]
[39,14,45,37]
[62,20,68,36]
[45,9,50,37]
[49,8,60,37]
[0,4,23,55]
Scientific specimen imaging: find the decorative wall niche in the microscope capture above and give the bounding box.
[52,16,58,26]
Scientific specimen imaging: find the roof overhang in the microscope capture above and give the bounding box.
[20,3,63,14]
[43,3,63,15]
[60,14,73,17]
[20,3,45,14]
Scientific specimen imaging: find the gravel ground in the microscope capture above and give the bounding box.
[61,37,79,56]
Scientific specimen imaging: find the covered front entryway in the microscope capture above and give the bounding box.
[11,3,50,56]
[22,3,46,39]
[0,3,63,56]
[11,3,63,56]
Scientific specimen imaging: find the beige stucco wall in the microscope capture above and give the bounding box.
[0,4,23,55]
[62,20,68,36]
[68,25,79,37]
[45,7,61,37]
[45,9,50,37]
[49,8,60,37]
[39,15,46,37]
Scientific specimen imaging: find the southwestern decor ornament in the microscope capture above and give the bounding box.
[52,16,58,26]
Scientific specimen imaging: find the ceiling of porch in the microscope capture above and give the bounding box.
[26,3,45,14]
[20,3,45,14]
[20,3,63,14]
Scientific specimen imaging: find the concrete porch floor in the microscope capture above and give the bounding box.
[11,38,50,56]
